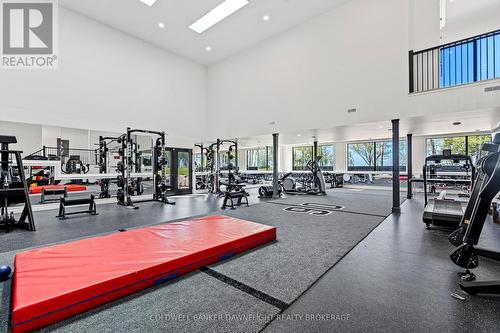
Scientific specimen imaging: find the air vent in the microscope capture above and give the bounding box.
[485,85,500,92]
[347,108,357,113]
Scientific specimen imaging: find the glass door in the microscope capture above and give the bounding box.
[165,148,192,195]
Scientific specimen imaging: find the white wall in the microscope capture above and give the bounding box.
[207,0,500,141]
[409,0,440,50]
[0,121,42,155]
[0,7,207,146]
[440,0,500,44]
[42,126,90,149]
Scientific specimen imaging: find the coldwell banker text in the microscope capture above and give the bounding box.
[1,0,58,69]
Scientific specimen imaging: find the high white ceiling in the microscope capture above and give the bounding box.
[60,0,350,65]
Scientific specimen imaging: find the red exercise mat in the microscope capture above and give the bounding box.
[29,185,87,194]
[12,215,276,332]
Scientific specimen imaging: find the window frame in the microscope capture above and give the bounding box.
[347,139,407,172]
[246,147,273,171]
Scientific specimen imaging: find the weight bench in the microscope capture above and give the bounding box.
[221,183,249,210]
[40,187,68,204]
[57,195,98,219]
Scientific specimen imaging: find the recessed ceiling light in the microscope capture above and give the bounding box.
[189,0,249,34]
[297,134,301,137]
[158,22,165,28]
[453,122,462,126]
[263,15,270,21]
[378,125,384,129]
[205,46,212,52]
[139,0,158,7]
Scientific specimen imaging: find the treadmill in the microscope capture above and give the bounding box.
[422,151,475,229]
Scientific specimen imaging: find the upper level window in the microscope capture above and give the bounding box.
[410,29,500,93]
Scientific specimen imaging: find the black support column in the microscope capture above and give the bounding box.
[272,133,280,198]
[406,134,413,199]
[392,119,401,214]
[313,140,318,162]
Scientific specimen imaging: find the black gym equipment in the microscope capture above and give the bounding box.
[325,172,344,188]
[200,139,240,195]
[57,194,97,219]
[281,156,327,195]
[422,151,475,229]
[448,141,500,246]
[0,136,36,232]
[117,128,175,209]
[449,133,500,295]
[97,136,123,199]
[220,144,249,209]
[258,183,283,198]
[40,186,68,204]
[259,156,328,198]
[194,144,211,190]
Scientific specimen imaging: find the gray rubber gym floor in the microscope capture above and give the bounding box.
[0,189,499,332]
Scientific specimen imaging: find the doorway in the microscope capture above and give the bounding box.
[164,148,193,195]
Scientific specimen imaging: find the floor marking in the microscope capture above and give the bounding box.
[266,201,387,218]
[280,202,345,216]
[199,267,289,311]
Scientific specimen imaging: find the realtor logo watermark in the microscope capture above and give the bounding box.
[1,0,58,69]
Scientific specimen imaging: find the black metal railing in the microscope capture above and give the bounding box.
[26,146,98,166]
[409,29,500,93]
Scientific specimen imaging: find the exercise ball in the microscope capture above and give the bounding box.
[0,265,12,281]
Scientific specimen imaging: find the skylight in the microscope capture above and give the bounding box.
[189,0,249,34]
[139,0,158,7]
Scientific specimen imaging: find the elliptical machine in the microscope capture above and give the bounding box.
[449,134,500,294]
[282,156,327,195]
[259,156,327,197]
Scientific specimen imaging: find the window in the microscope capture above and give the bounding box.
[194,153,202,171]
[246,147,273,171]
[348,140,407,172]
[426,134,493,164]
[218,151,229,169]
[247,149,258,170]
[375,140,407,172]
[318,145,334,171]
[347,142,375,171]
[292,146,313,171]
[467,135,492,159]
[426,137,466,156]
[440,31,500,89]
[194,153,208,170]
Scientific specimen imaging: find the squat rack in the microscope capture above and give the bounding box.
[117,128,175,208]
